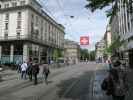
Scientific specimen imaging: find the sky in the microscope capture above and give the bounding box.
[38,0,109,51]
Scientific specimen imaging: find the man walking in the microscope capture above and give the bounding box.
[32,61,40,85]
[42,64,50,84]
[21,61,28,79]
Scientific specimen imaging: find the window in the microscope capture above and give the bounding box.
[36,16,38,26]
[4,3,9,8]
[18,12,22,19]
[5,23,8,30]
[12,2,17,7]
[17,21,21,29]
[17,32,20,39]
[4,33,8,39]
[20,1,25,6]
[0,5,1,8]
[5,13,9,20]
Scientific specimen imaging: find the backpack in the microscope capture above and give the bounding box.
[32,64,40,74]
[101,76,114,96]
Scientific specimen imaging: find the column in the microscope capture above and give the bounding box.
[23,44,28,62]
[10,45,14,63]
[0,45,2,62]
[38,46,41,63]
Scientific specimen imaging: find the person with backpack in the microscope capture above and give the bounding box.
[111,59,129,100]
[101,58,129,100]
[32,61,40,85]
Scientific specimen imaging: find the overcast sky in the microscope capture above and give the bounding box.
[38,0,109,50]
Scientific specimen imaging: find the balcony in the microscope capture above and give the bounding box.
[0,35,60,48]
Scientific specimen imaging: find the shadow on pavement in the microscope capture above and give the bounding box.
[56,70,95,100]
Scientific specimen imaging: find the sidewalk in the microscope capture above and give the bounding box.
[92,64,133,100]
[92,64,112,100]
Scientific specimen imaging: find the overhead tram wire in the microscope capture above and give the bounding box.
[38,0,59,22]
[38,0,78,40]
[55,0,79,40]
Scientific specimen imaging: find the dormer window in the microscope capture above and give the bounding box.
[4,3,9,8]
[20,1,26,6]
[12,2,17,7]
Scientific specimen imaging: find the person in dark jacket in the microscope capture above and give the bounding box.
[42,64,50,84]
[27,62,33,81]
[32,62,40,85]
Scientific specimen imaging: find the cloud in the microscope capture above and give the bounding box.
[40,0,109,50]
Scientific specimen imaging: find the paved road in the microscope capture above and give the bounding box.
[0,62,105,100]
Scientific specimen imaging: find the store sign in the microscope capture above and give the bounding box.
[80,36,89,45]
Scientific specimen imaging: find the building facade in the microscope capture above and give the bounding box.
[0,0,65,64]
[64,39,80,64]
[110,0,133,68]
[95,39,106,62]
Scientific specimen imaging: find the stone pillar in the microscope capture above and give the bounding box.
[10,45,14,63]
[47,47,51,64]
[0,45,2,62]
[23,44,28,62]
[38,46,41,63]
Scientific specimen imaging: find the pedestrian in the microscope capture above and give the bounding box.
[16,60,21,73]
[42,63,50,84]
[21,61,28,79]
[32,61,40,85]
[110,59,128,100]
[27,61,33,81]
[108,59,112,70]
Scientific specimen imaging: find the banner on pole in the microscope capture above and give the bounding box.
[80,36,89,45]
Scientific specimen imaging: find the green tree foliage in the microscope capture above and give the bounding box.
[104,36,123,54]
[85,0,131,17]
[80,49,89,60]
[53,49,63,61]
[89,50,96,61]
[85,0,115,12]
[80,49,95,61]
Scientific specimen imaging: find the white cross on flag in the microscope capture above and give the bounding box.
[80,36,89,45]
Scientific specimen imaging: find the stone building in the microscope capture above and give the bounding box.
[64,39,80,64]
[95,39,106,62]
[110,0,133,68]
[0,0,65,64]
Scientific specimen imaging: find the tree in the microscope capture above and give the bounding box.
[53,49,63,62]
[89,50,95,61]
[85,0,131,17]
[80,49,89,60]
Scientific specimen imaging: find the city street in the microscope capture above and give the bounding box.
[0,62,107,100]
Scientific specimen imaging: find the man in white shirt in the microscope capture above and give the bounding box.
[21,61,28,79]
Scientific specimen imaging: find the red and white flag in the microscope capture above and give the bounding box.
[80,36,89,45]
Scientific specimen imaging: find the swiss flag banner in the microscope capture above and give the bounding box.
[80,36,89,45]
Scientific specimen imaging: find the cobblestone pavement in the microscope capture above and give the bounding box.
[92,64,133,100]
[2,62,133,100]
